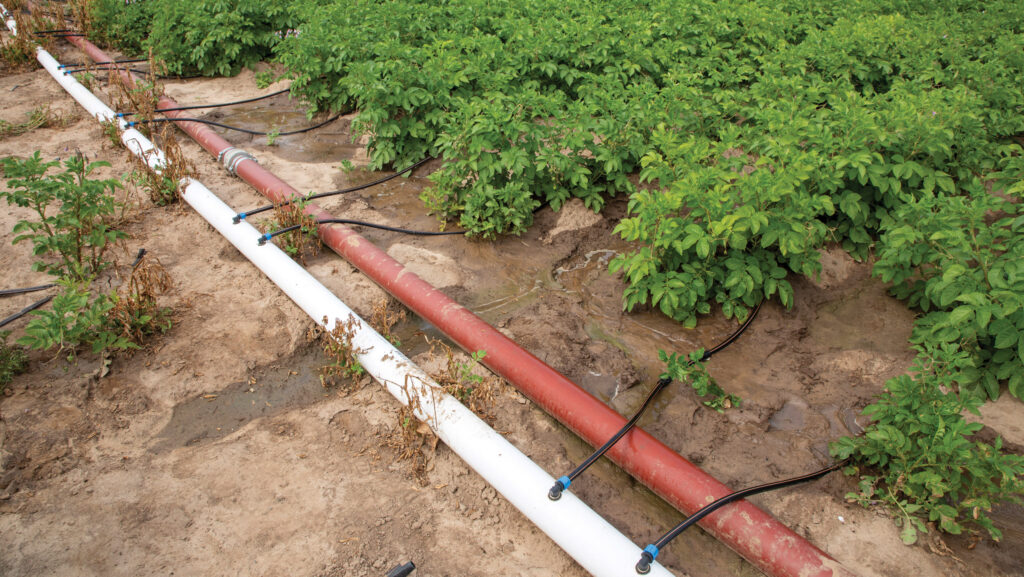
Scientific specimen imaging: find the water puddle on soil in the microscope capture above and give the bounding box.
[152,344,332,452]
[202,100,359,164]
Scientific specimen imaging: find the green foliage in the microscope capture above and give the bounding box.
[147,0,304,76]
[17,279,135,360]
[87,0,160,55]
[0,331,29,390]
[1,152,125,284]
[831,343,1024,544]
[86,0,309,76]
[874,157,1024,400]
[660,349,739,412]
[278,0,1023,247]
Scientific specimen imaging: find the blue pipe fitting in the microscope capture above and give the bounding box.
[547,475,571,501]
[232,212,246,224]
[636,545,659,574]
[257,233,272,246]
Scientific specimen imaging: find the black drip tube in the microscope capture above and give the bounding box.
[634,458,849,574]
[548,301,763,501]
[124,114,342,136]
[116,87,291,117]
[0,284,55,297]
[0,295,54,329]
[233,157,431,223]
[258,218,465,245]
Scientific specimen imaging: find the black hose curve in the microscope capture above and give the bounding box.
[258,218,465,245]
[548,301,763,501]
[119,87,291,116]
[61,66,201,79]
[0,295,54,329]
[634,458,849,574]
[234,157,431,223]
[0,284,55,297]
[125,114,342,136]
[58,58,147,69]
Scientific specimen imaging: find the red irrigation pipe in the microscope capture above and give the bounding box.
[66,36,856,577]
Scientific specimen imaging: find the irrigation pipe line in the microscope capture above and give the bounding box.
[116,87,292,117]
[259,218,465,245]
[124,113,342,137]
[57,22,859,577]
[0,295,53,329]
[233,157,431,223]
[635,459,851,574]
[2,10,677,576]
[549,301,763,501]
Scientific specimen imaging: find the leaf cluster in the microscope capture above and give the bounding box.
[1,152,125,284]
[831,343,1024,544]
[660,349,739,412]
[86,0,311,76]
[0,331,29,390]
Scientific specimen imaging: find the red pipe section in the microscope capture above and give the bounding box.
[67,36,856,577]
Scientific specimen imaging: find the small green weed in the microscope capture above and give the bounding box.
[660,349,739,412]
[0,330,29,391]
[262,197,321,263]
[265,127,280,146]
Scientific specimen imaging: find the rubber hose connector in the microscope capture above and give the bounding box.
[636,551,654,574]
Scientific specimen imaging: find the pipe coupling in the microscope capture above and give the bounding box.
[218,147,257,175]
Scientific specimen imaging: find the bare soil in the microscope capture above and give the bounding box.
[1,44,1022,577]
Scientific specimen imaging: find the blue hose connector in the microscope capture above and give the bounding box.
[232,212,247,224]
[257,233,272,246]
[636,544,658,574]
[548,475,572,501]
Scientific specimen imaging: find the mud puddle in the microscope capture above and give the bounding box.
[152,344,332,451]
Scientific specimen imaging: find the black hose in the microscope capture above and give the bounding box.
[124,114,342,137]
[0,295,54,329]
[0,284,55,297]
[117,87,291,117]
[31,29,81,35]
[634,458,849,574]
[58,58,147,69]
[130,248,147,268]
[62,66,201,79]
[258,218,465,245]
[233,157,431,223]
[548,301,762,501]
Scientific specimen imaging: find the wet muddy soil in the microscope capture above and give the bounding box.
[2,48,1022,577]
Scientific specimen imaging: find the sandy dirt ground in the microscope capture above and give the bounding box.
[1,38,1022,577]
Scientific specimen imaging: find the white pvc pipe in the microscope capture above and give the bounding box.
[183,181,676,577]
[2,8,674,576]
